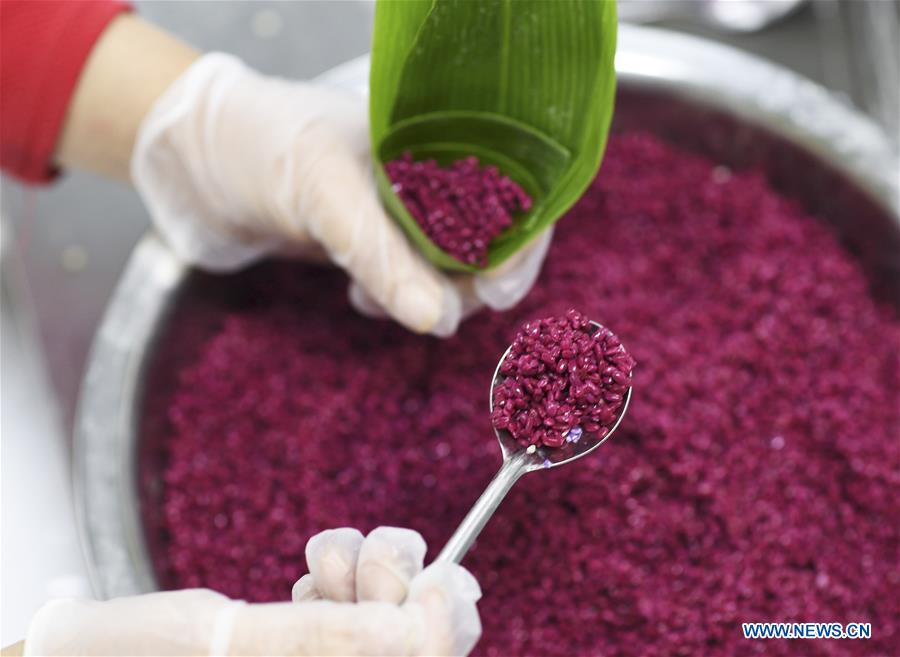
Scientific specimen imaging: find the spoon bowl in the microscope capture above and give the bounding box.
[491,320,633,471]
[436,319,632,563]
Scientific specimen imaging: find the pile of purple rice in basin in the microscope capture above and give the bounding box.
[384,152,532,267]
[143,132,899,656]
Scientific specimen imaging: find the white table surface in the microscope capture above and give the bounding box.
[1,268,92,646]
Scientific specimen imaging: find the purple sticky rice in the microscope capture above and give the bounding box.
[384,152,532,267]
[566,426,583,443]
[143,132,900,657]
[491,309,634,448]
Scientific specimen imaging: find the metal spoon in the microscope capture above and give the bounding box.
[435,320,633,564]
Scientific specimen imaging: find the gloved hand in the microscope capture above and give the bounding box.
[24,527,481,656]
[131,53,551,337]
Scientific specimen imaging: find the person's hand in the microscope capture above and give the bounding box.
[285,527,481,656]
[23,527,482,656]
[131,53,551,337]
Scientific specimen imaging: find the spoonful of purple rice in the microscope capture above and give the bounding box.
[436,309,634,563]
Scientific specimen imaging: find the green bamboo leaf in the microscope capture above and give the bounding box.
[371,0,617,272]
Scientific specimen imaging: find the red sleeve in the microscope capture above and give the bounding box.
[0,0,132,184]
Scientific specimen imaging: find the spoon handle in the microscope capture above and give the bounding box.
[435,453,529,564]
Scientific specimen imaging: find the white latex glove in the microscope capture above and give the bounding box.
[132,53,551,337]
[24,527,481,656]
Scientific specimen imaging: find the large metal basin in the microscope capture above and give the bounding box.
[75,24,899,599]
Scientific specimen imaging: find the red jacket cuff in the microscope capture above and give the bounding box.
[0,0,133,184]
